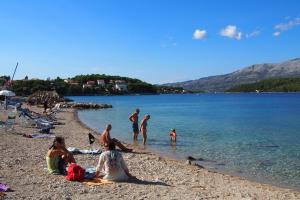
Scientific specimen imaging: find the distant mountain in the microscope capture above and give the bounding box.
[227,77,300,92]
[164,58,300,92]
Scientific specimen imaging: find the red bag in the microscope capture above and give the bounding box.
[66,163,86,181]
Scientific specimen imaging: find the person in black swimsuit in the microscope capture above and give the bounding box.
[129,108,140,141]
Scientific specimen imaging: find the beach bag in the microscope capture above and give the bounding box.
[66,163,85,181]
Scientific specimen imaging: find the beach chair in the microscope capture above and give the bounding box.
[0,109,17,132]
[18,108,54,129]
[5,115,16,131]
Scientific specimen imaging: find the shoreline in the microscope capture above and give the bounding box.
[74,109,300,192]
[1,105,299,199]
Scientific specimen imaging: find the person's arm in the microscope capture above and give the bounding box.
[140,119,145,131]
[129,113,135,122]
[48,149,66,158]
[140,120,144,132]
[99,131,111,145]
[96,154,105,178]
[105,131,111,143]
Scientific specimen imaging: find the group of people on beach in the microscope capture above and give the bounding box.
[129,108,151,145]
[129,108,177,144]
[46,107,177,182]
[46,133,134,182]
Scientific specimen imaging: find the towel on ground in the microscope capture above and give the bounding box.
[84,167,96,179]
[67,147,102,155]
[81,178,113,186]
[23,133,55,138]
[0,183,10,192]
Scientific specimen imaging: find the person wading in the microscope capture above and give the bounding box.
[129,108,140,142]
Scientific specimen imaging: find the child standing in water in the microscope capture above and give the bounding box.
[169,129,177,142]
[140,115,150,145]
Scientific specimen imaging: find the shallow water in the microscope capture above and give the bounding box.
[69,93,300,189]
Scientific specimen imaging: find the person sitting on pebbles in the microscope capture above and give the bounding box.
[96,142,135,181]
[46,136,76,175]
[99,124,132,152]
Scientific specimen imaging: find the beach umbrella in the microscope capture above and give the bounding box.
[0,90,16,97]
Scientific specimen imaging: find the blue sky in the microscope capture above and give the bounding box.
[0,0,300,84]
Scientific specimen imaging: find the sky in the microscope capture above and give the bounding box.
[0,0,300,84]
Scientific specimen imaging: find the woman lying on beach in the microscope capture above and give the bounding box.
[140,115,150,145]
[46,136,76,175]
[99,124,132,152]
[95,142,134,181]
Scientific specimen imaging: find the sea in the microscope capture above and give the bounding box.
[68,93,300,190]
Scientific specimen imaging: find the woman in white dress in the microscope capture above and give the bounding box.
[95,142,134,181]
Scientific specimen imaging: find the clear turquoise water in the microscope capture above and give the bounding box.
[69,94,300,189]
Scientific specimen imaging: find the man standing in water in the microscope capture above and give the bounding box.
[129,108,140,141]
[140,115,150,145]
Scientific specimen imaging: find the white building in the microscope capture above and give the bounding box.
[82,84,92,89]
[115,83,128,92]
[97,79,105,87]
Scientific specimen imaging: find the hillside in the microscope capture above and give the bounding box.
[165,58,300,92]
[227,77,300,92]
[0,74,185,96]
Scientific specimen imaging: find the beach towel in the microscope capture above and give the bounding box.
[67,147,102,155]
[82,178,113,186]
[84,167,96,179]
[23,133,55,138]
[0,183,9,192]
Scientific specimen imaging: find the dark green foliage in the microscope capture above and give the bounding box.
[0,76,10,86]
[227,77,300,92]
[72,74,141,85]
[7,74,185,96]
[5,73,189,96]
[156,86,186,94]
[128,82,157,94]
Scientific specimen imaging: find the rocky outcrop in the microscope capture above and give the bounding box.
[61,102,112,109]
[27,91,63,105]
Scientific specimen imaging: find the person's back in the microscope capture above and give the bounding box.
[96,150,128,181]
[96,142,134,181]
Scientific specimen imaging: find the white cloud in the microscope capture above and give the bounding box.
[193,29,207,40]
[275,17,300,31]
[245,30,260,38]
[273,17,300,36]
[220,25,242,40]
[273,31,281,36]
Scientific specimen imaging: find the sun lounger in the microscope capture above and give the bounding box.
[0,109,16,131]
[18,109,54,129]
